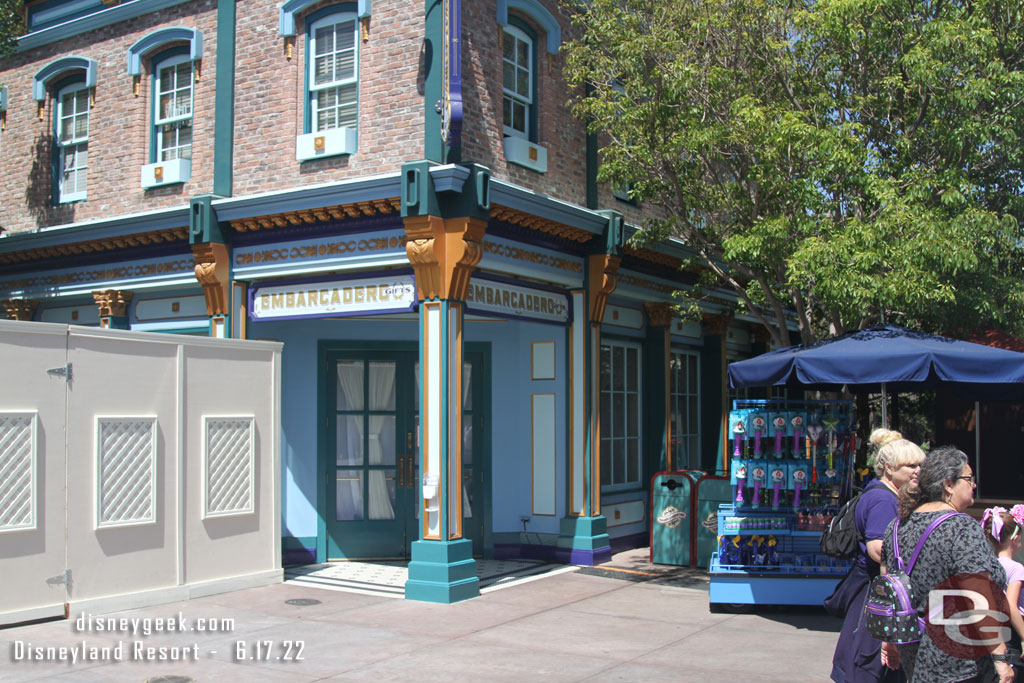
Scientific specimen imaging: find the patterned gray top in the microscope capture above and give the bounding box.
[882,511,1007,683]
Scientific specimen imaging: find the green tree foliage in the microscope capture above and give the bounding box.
[0,0,22,59]
[563,0,1024,346]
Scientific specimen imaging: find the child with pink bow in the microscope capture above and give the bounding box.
[983,504,1024,662]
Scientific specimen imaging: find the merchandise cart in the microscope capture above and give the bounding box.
[708,399,856,606]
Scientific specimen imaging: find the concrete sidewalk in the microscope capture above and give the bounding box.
[1,550,842,682]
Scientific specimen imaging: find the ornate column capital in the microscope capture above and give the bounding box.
[403,215,486,302]
[751,323,774,345]
[701,311,733,336]
[644,302,672,328]
[192,242,230,316]
[92,289,133,318]
[1,299,38,321]
[587,253,620,324]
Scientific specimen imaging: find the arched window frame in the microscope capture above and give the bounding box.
[151,49,194,163]
[54,77,91,203]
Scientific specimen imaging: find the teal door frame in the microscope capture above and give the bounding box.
[316,339,492,562]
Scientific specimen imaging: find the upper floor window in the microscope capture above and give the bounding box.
[55,81,89,203]
[153,54,194,162]
[502,25,533,140]
[309,13,358,134]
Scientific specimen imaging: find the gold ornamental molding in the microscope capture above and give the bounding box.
[403,215,486,302]
[489,205,592,243]
[587,253,620,324]
[92,289,133,317]
[702,312,733,336]
[1,299,38,321]
[229,199,401,233]
[644,302,673,327]
[624,245,684,270]
[192,242,230,316]
[616,273,676,295]
[0,227,188,265]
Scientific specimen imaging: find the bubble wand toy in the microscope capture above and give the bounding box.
[751,413,767,458]
[790,412,805,458]
[806,419,824,484]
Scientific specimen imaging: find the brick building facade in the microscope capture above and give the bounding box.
[0,0,765,603]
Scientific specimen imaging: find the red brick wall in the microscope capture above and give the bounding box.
[0,0,218,234]
[231,0,423,195]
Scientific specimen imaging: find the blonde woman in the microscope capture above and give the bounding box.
[831,429,925,683]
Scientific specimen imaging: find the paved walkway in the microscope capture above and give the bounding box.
[1,550,842,682]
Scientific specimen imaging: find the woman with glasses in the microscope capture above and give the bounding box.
[831,429,925,683]
[879,446,1012,683]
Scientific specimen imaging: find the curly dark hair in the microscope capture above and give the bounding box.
[897,445,968,519]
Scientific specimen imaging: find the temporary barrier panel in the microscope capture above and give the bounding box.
[0,321,282,624]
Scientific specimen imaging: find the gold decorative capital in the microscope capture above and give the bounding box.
[192,242,231,316]
[587,253,620,323]
[92,289,133,318]
[644,302,672,328]
[403,215,486,301]
[702,312,733,336]
[1,299,38,321]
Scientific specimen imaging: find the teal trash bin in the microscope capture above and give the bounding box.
[650,471,696,566]
[693,474,733,568]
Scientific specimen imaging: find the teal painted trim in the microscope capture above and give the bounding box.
[699,334,725,473]
[280,0,368,36]
[19,0,194,52]
[33,56,98,101]
[466,341,494,557]
[405,539,479,603]
[0,205,190,254]
[585,84,598,210]
[102,316,130,330]
[489,178,605,234]
[423,0,443,162]
[496,0,561,54]
[211,173,400,221]
[643,323,668,478]
[0,86,7,113]
[149,46,190,164]
[213,0,235,197]
[127,27,202,76]
[556,516,610,550]
[316,341,329,562]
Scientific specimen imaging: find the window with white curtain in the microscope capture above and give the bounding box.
[600,340,642,490]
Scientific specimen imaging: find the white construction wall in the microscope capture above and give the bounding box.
[0,320,282,625]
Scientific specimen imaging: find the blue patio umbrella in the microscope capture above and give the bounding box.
[727,325,1024,411]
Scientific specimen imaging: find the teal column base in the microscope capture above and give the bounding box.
[404,539,480,603]
[101,316,129,330]
[556,516,612,565]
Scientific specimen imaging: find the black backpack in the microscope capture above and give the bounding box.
[819,482,895,559]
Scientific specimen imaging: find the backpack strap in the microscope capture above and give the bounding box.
[891,512,962,574]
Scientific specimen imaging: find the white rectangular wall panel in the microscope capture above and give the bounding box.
[95,417,157,528]
[0,413,37,531]
[204,417,254,517]
[532,341,556,380]
[570,292,585,515]
[532,394,557,516]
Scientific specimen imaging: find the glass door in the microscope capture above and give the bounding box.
[327,351,417,559]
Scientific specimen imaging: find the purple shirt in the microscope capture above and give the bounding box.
[854,480,899,575]
[999,556,1024,618]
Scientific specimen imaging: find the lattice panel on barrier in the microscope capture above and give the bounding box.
[96,417,156,527]
[205,417,254,517]
[0,413,36,531]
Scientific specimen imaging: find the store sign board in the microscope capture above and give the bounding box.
[465,278,569,325]
[249,275,416,321]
